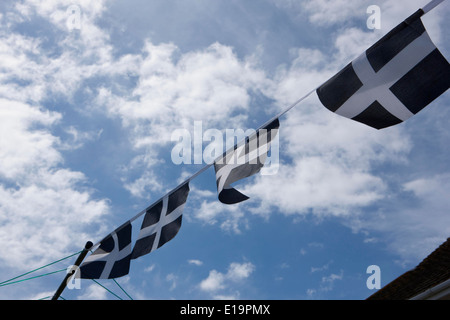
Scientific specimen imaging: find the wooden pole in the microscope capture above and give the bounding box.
[51,241,93,300]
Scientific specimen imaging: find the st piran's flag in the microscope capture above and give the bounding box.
[79,221,132,279]
[214,118,279,204]
[316,9,450,129]
[131,182,190,259]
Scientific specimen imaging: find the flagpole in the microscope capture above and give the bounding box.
[51,241,93,300]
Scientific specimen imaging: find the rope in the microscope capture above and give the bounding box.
[0,250,132,300]
[40,295,66,300]
[91,279,123,300]
[113,278,133,300]
[0,269,67,287]
[0,251,82,286]
[0,268,66,287]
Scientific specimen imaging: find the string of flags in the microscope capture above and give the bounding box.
[77,3,449,281]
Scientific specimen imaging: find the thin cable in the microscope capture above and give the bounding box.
[91,279,123,300]
[113,278,133,300]
[0,268,66,287]
[0,251,82,286]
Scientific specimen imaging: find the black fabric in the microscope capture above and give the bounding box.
[131,233,156,259]
[390,49,450,114]
[158,216,183,249]
[352,101,402,129]
[366,9,425,72]
[316,63,363,112]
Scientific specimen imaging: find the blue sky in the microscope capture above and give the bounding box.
[0,0,449,300]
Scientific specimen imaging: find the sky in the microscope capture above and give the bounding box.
[0,0,449,300]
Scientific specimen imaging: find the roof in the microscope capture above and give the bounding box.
[367,237,450,300]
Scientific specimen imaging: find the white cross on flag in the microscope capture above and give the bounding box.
[131,182,190,259]
[214,118,279,204]
[79,222,132,279]
[316,9,450,129]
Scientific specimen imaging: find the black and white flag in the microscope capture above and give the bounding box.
[214,118,280,204]
[131,182,190,259]
[79,222,132,279]
[317,9,450,129]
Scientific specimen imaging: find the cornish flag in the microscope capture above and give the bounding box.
[316,9,450,129]
[79,222,132,279]
[214,118,279,204]
[131,182,190,259]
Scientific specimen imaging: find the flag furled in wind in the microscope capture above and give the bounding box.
[79,222,132,279]
[316,9,450,129]
[214,118,279,204]
[131,182,190,259]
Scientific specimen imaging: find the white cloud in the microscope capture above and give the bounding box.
[246,157,386,218]
[301,0,371,26]
[123,171,163,198]
[348,174,450,262]
[277,0,439,32]
[0,171,109,269]
[0,99,109,269]
[0,1,119,272]
[1,0,447,288]
[307,270,344,298]
[199,261,255,298]
[243,90,411,219]
[0,1,119,104]
[333,27,379,63]
[0,100,61,180]
[144,264,155,273]
[188,259,203,266]
[16,0,107,29]
[27,291,55,300]
[166,273,178,291]
[179,0,449,266]
[100,41,270,147]
[60,126,103,151]
[87,38,272,196]
[227,262,255,281]
[199,270,226,292]
[320,270,344,292]
[77,283,108,300]
[189,192,249,234]
[311,261,332,273]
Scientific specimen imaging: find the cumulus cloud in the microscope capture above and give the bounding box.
[307,270,344,298]
[243,94,411,218]
[188,259,203,266]
[0,100,109,269]
[1,0,448,280]
[347,174,450,262]
[0,100,61,180]
[199,261,255,299]
[181,0,449,265]
[301,0,372,26]
[0,2,113,270]
[187,186,249,234]
[98,41,270,149]
[77,283,108,300]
